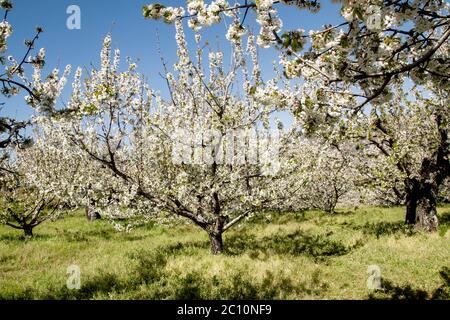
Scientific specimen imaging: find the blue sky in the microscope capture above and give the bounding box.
[3,0,343,122]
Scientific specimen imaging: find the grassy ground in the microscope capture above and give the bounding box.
[0,206,449,300]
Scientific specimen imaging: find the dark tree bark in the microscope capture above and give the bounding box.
[404,159,442,232]
[23,226,33,238]
[207,216,226,255]
[208,231,224,255]
[403,110,449,232]
[405,197,417,225]
[416,189,439,232]
[405,179,419,225]
[405,183,439,232]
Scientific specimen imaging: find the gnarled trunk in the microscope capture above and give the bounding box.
[408,110,450,232]
[400,108,449,232]
[208,215,226,255]
[405,178,439,232]
[208,231,224,255]
[416,189,439,232]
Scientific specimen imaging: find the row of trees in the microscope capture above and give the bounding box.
[0,0,449,253]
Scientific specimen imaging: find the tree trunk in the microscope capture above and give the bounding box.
[85,206,101,222]
[23,226,33,239]
[405,180,439,232]
[208,231,224,255]
[416,189,439,232]
[405,184,418,225]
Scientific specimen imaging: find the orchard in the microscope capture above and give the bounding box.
[0,0,449,301]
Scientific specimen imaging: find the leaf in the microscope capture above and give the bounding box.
[305,96,314,109]
[353,7,364,21]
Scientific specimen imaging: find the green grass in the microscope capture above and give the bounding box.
[0,206,449,300]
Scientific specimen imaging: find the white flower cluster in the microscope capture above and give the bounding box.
[25,47,46,69]
[255,8,282,48]
[208,51,223,69]
[0,20,12,52]
[226,23,246,43]
[256,0,273,11]
[37,48,45,61]
[252,79,294,109]
[281,58,302,79]
[143,4,185,23]
[162,6,185,23]
[186,0,228,31]
[26,64,72,114]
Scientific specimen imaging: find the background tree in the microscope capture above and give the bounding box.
[0,0,73,239]
[346,86,449,231]
[302,141,358,213]
[0,123,82,238]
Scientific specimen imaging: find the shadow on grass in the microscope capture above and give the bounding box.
[368,267,450,300]
[2,241,332,300]
[17,264,445,301]
[331,210,358,216]
[57,228,133,242]
[225,230,363,261]
[43,273,125,300]
[352,221,416,239]
[368,279,429,300]
[0,254,15,264]
[431,267,450,300]
[0,233,53,242]
[51,249,328,299]
[52,270,308,300]
[438,210,450,223]
[438,211,450,236]
[244,211,309,226]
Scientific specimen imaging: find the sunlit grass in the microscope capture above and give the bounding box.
[0,206,449,300]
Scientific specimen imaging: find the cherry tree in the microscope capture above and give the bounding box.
[143,0,450,231]
[0,122,83,238]
[300,141,358,213]
[55,23,302,254]
[346,86,449,231]
[274,136,362,213]
[0,0,37,149]
[143,1,449,107]
[0,1,71,151]
[0,0,74,238]
[0,172,58,238]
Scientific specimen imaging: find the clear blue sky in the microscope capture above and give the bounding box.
[3,0,343,122]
